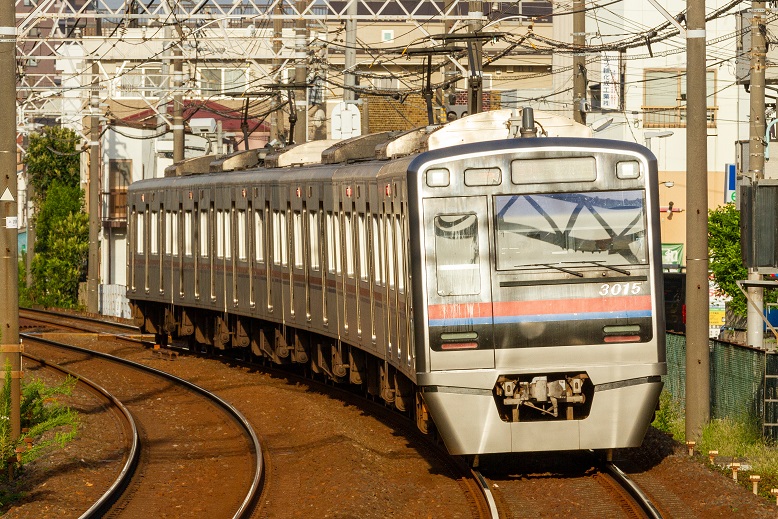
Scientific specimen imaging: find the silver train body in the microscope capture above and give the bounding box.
[128,115,665,455]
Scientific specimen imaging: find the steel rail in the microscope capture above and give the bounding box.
[21,332,264,519]
[21,349,141,519]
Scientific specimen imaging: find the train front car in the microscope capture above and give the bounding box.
[408,137,665,455]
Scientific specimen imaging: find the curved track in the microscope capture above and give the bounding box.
[21,331,263,519]
[22,352,140,518]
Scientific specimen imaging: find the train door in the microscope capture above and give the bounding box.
[422,196,494,371]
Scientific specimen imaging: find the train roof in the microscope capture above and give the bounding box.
[156,108,593,180]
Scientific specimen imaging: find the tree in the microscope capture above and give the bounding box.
[707,203,772,317]
[21,127,88,308]
[23,127,81,201]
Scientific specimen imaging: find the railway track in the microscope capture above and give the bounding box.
[21,328,262,518]
[21,309,671,519]
[22,352,140,517]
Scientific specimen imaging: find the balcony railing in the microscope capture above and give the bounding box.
[642,105,718,128]
[103,190,127,227]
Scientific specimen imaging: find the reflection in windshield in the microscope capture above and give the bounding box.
[495,191,647,270]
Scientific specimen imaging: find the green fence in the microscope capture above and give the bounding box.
[665,333,770,435]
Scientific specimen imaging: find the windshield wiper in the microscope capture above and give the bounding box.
[523,263,584,277]
[579,261,631,276]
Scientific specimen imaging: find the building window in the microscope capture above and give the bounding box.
[108,159,131,223]
[643,69,717,128]
[116,66,162,98]
[200,68,249,96]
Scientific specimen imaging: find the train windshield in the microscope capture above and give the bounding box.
[494,190,647,270]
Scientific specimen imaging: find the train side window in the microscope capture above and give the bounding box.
[237,209,247,261]
[136,209,145,255]
[434,213,480,296]
[216,210,225,258]
[309,210,320,270]
[150,211,159,255]
[372,214,382,285]
[334,212,342,274]
[254,208,264,262]
[199,209,209,258]
[293,210,303,268]
[325,212,335,273]
[164,211,171,255]
[274,210,289,266]
[358,213,367,281]
[282,209,289,267]
[344,212,354,277]
[184,210,193,256]
[386,216,394,288]
[395,213,405,292]
[225,208,232,260]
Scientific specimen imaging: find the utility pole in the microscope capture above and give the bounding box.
[87,60,100,313]
[572,0,586,124]
[467,0,483,115]
[343,0,357,103]
[685,0,710,442]
[271,3,284,143]
[172,42,184,163]
[293,0,308,144]
[0,0,21,449]
[747,2,766,350]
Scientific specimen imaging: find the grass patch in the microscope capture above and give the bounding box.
[652,389,778,499]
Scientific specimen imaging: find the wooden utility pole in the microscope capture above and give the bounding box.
[572,0,586,124]
[0,0,20,447]
[747,2,766,350]
[685,0,710,442]
[87,60,100,313]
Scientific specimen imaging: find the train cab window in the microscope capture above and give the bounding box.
[293,211,303,268]
[150,211,159,255]
[494,191,647,269]
[309,210,320,271]
[464,167,501,186]
[237,209,247,261]
[344,212,355,277]
[434,214,480,296]
[199,210,209,258]
[358,213,367,281]
[184,210,193,256]
[136,210,145,255]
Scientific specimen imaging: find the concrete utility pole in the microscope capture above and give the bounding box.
[685,0,710,443]
[572,0,586,124]
[0,0,21,448]
[87,60,100,313]
[293,0,308,144]
[172,43,184,163]
[343,0,357,103]
[271,4,284,143]
[747,2,767,350]
[467,0,483,115]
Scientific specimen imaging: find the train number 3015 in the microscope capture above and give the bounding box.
[599,282,642,296]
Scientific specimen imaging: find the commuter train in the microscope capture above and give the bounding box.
[127,109,666,455]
